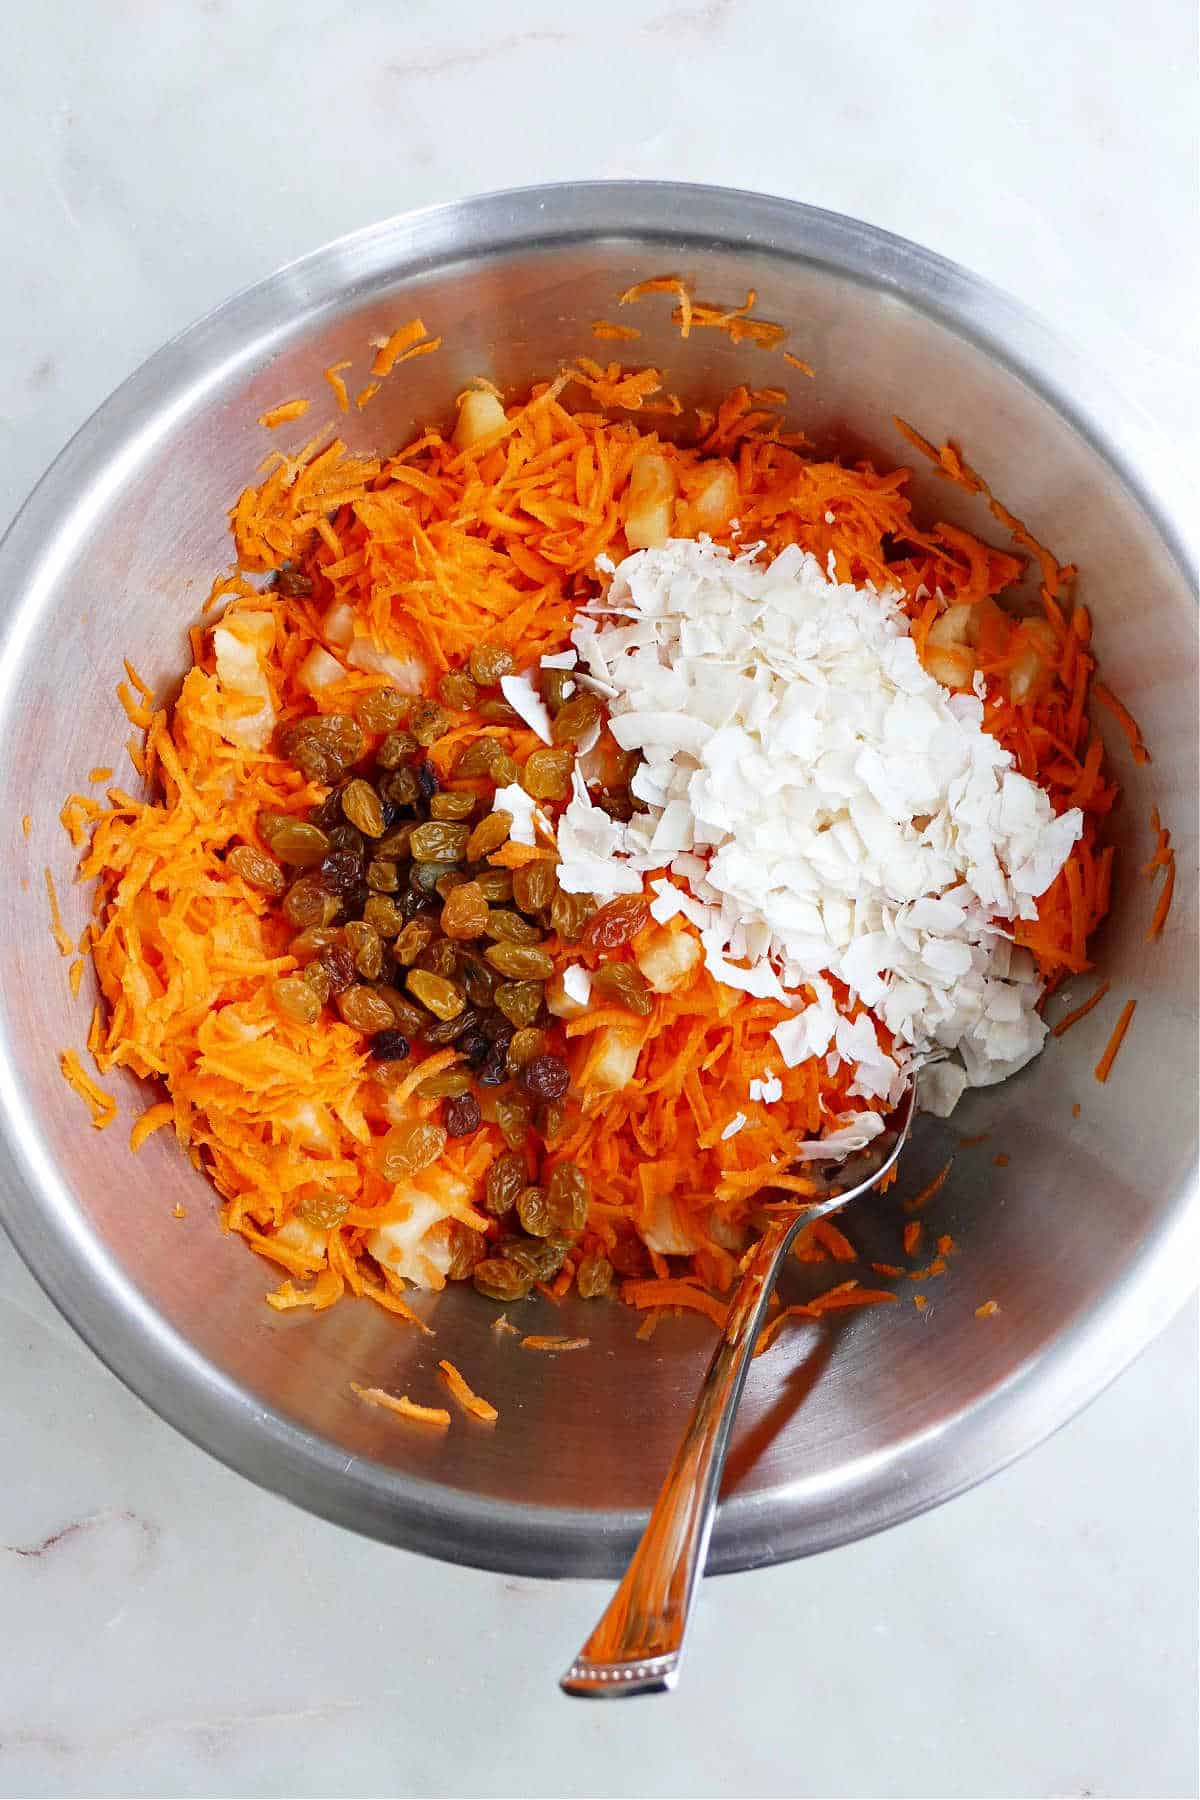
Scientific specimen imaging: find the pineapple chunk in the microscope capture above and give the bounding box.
[453,389,507,451]
[635,925,702,994]
[624,453,678,550]
[588,1024,642,1092]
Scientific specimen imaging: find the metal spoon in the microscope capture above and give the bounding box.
[560,1082,916,1699]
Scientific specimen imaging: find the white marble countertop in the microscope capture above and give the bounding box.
[1,4,1196,1796]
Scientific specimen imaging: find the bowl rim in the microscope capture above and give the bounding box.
[0,179,1195,1578]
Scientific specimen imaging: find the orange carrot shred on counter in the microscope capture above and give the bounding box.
[520,1335,591,1352]
[21,814,31,839]
[914,1294,928,1313]
[975,1300,1000,1319]
[591,320,642,341]
[355,381,381,411]
[350,1383,450,1427]
[258,399,310,430]
[993,1153,1010,1168]
[1094,999,1136,1084]
[87,766,114,784]
[902,1221,922,1257]
[783,352,815,377]
[68,959,84,999]
[438,1359,499,1422]
[1051,979,1111,1037]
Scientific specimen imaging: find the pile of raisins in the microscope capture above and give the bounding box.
[224,641,630,1300]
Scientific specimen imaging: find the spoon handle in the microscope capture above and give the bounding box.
[559,1211,799,1698]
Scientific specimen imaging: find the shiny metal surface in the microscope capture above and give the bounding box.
[0,183,1194,1581]
[564,1091,915,1696]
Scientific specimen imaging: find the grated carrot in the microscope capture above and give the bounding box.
[1147,859,1175,941]
[129,1101,175,1153]
[369,319,429,378]
[21,814,31,838]
[87,766,114,784]
[520,1335,590,1352]
[783,352,815,377]
[350,1383,450,1427]
[992,1153,1010,1168]
[44,867,74,957]
[1051,979,1111,1037]
[64,357,1128,1332]
[914,1294,928,1312]
[903,1159,954,1214]
[1094,999,1136,1084]
[323,361,352,413]
[1092,682,1151,764]
[975,1300,1000,1318]
[902,1221,922,1257]
[59,1049,116,1129]
[591,321,642,342]
[258,399,309,430]
[68,958,84,998]
[438,1359,498,1422]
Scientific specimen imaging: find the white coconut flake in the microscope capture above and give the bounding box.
[490,783,544,847]
[540,650,578,670]
[500,672,553,743]
[721,1112,747,1140]
[554,538,1083,1089]
[561,964,592,1006]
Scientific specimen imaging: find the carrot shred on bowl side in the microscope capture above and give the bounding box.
[1094,999,1137,1084]
[350,1383,450,1427]
[438,1359,499,1422]
[58,336,1142,1347]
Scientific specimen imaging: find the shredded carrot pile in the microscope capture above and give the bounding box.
[61,349,1138,1337]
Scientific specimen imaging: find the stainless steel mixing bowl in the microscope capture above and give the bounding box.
[0,183,1194,1578]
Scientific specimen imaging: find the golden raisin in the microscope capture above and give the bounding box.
[409,701,449,747]
[335,985,399,1034]
[430,791,476,821]
[439,669,479,711]
[575,1250,613,1298]
[341,779,386,838]
[551,693,602,747]
[376,1120,446,1180]
[506,1027,547,1072]
[227,845,285,895]
[512,861,557,914]
[521,748,573,801]
[465,812,511,859]
[271,976,321,1025]
[485,943,554,981]
[394,921,435,966]
[406,970,465,1021]
[495,982,542,1028]
[469,643,515,687]
[355,688,410,734]
[441,881,489,941]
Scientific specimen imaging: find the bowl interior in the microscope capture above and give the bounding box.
[0,188,1195,1575]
